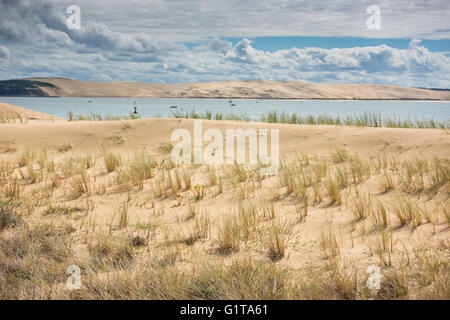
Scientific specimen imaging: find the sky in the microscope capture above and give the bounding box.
[0,0,450,87]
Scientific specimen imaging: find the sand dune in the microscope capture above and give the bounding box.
[0,101,60,122]
[25,77,450,100]
[1,111,449,299]
[1,118,449,158]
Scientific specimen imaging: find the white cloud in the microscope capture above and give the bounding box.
[46,0,450,41]
[208,38,232,53]
[7,37,448,87]
[3,0,450,44]
[0,45,10,59]
[38,24,74,46]
[0,0,449,87]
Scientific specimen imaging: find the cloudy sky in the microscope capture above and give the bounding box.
[0,0,449,87]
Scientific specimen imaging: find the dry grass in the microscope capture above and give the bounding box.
[331,148,349,163]
[368,231,394,267]
[117,153,157,189]
[20,163,43,184]
[0,219,73,299]
[390,198,424,228]
[117,204,129,229]
[325,176,342,205]
[320,228,341,259]
[87,236,134,272]
[0,140,448,300]
[352,190,372,221]
[70,171,90,199]
[443,206,450,227]
[181,168,192,190]
[267,220,293,261]
[379,169,395,193]
[184,203,198,221]
[0,202,22,231]
[3,180,20,200]
[17,146,35,167]
[262,199,276,220]
[217,215,241,254]
[348,156,371,184]
[185,212,211,244]
[103,148,121,173]
[44,205,82,216]
[57,142,73,153]
[232,163,249,183]
[158,142,174,154]
[370,199,389,231]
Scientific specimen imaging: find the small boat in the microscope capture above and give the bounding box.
[169,105,178,109]
[230,103,236,106]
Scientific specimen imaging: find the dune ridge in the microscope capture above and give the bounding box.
[24,77,450,100]
[0,101,60,122]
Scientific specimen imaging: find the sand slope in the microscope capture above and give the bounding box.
[1,116,449,299]
[25,77,450,100]
[0,101,60,121]
[1,118,448,159]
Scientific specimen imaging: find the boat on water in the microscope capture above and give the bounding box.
[169,105,178,109]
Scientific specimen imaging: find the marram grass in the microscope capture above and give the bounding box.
[172,109,449,129]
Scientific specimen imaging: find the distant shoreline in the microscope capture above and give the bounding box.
[1,78,450,100]
[2,96,450,101]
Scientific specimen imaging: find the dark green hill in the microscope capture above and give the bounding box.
[0,79,56,96]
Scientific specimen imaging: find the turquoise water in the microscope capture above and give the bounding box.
[1,97,449,122]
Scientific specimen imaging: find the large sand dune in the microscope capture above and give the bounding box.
[25,77,450,100]
[1,114,449,299]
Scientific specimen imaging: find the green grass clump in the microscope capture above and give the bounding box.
[260,111,448,129]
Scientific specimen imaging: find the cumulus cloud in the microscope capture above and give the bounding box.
[0,20,28,42]
[0,0,63,42]
[37,24,73,46]
[0,0,174,53]
[0,45,10,59]
[2,35,450,87]
[214,38,450,77]
[208,38,232,53]
[0,0,449,87]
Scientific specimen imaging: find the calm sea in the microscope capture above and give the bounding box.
[1,97,449,122]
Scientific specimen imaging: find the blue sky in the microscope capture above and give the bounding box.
[226,37,450,53]
[1,0,450,87]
